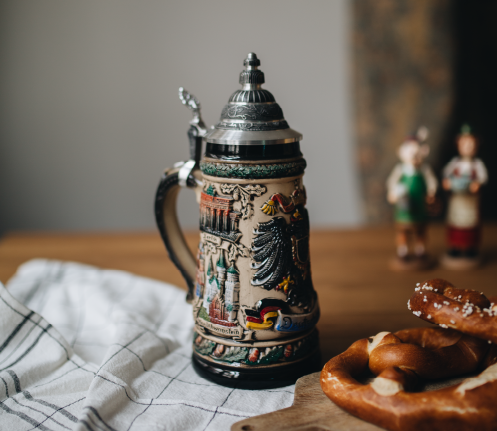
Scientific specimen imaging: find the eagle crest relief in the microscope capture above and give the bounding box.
[251,191,313,309]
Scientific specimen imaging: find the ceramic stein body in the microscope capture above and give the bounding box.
[155,54,320,387]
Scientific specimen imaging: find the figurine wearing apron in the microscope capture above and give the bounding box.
[442,126,487,264]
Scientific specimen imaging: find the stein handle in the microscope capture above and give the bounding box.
[154,88,206,303]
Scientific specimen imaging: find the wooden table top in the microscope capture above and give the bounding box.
[1,224,496,364]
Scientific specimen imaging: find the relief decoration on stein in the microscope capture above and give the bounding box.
[193,179,317,344]
[241,180,317,335]
[193,182,266,340]
[250,181,313,307]
[193,330,318,366]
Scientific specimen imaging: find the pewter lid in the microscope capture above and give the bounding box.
[204,53,302,146]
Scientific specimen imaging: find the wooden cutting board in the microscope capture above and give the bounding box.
[230,372,383,431]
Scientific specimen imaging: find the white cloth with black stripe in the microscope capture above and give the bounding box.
[0,260,294,431]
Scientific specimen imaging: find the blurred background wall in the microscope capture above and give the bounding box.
[2,0,496,236]
[0,0,361,235]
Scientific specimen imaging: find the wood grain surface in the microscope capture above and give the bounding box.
[1,225,496,365]
[231,372,383,431]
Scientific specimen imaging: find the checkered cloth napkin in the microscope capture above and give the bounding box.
[0,260,294,430]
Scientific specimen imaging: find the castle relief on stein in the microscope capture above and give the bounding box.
[193,181,264,340]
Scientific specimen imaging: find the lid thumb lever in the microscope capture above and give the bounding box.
[179,87,207,164]
[177,88,207,185]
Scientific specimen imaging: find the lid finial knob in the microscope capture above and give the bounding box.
[240,53,264,86]
[244,53,260,68]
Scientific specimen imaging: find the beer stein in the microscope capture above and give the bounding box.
[155,53,320,387]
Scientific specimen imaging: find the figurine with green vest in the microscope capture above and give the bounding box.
[386,127,438,269]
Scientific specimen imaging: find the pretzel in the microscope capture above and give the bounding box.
[408,278,497,344]
[321,328,497,431]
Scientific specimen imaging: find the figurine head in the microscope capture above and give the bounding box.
[456,125,478,158]
[398,138,429,167]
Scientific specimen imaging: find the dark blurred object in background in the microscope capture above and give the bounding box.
[354,0,497,224]
[439,0,497,222]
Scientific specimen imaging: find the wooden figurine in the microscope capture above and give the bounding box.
[386,127,438,270]
[441,125,488,269]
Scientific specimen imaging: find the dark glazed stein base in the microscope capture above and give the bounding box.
[192,350,321,390]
